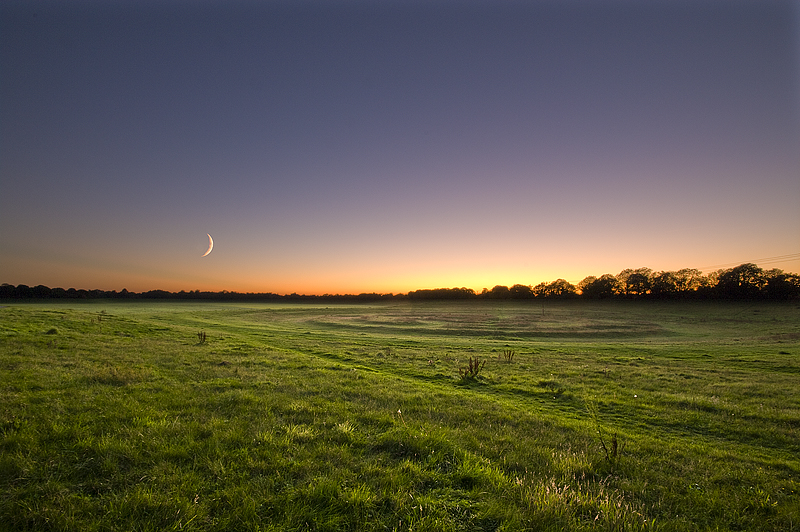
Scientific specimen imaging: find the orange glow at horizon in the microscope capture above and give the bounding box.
[4,246,800,296]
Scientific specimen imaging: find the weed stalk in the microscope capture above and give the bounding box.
[500,349,515,363]
[459,356,486,380]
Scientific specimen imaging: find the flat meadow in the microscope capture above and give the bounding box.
[0,300,798,531]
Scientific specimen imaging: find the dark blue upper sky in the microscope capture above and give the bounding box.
[2,0,798,293]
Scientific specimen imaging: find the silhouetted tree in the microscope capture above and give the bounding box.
[509,284,534,299]
[763,269,800,300]
[675,268,706,292]
[650,271,679,298]
[622,268,653,298]
[486,285,510,299]
[531,282,549,298]
[14,285,33,298]
[692,270,718,298]
[143,289,173,299]
[579,274,620,299]
[408,287,475,300]
[0,283,14,298]
[716,263,765,299]
[51,287,67,298]
[543,279,578,298]
[576,276,597,296]
[616,269,635,286]
[31,285,52,298]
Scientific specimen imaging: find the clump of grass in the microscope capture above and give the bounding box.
[45,327,58,335]
[197,330,207,344]
[500,349,515,363]
[336,420,355,434]
[537,379,565,396]
[459,356,486,380]
[284,423,315,443]
[0,412,25,435]
[82,365,142,386]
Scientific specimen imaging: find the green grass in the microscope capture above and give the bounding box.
[0,300,798,531]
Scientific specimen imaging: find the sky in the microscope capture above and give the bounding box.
[2,0,799,295]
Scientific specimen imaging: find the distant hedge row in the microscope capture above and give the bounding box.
[2,263,799,302]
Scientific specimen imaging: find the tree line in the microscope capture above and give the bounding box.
[2,263,799,302]
[410,264,799,301]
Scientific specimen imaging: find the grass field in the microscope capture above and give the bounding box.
[1,300,798,531]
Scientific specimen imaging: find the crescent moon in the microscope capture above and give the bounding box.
[201,233,214,257]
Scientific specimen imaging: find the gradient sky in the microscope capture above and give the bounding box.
[2,0,799,295]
